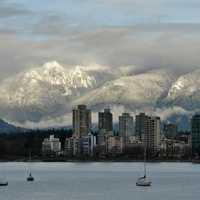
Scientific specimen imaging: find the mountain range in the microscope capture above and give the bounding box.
[0,61,198,130]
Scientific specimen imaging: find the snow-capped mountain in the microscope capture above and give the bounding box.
[0,61,98,122]
[165,69,200,110]
[74,69,178,108]
[1,61,97,101]
[168,69,200,98]
[0,61,200,129]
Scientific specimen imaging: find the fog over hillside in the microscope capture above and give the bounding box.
[0,61,198,130]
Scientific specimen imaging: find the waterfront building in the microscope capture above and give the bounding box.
[135,113,161,155]
[173,141,190,159]
[119,113,134,144]
[143,116,161,155]
[106,136,123,155]
[80,133,97,157]
[125,142,143,157]
[95,130,107,157]
[65,134,97,157]
[98,108,113,133]
[191,114,200,155]
[73,105,91,138]
[42,135,61,155]
[160,137,191,159]
[64,137,80,157]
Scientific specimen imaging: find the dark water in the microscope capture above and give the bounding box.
[0,162,200,200]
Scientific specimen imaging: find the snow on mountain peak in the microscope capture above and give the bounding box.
[20,61,97,90]
[167,69,200,98]
[168,78,185,98]
[42,61,64,71]
[68,65,96,88]
[1,64,200,129]
[0,61,99,123]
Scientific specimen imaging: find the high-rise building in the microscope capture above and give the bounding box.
[143,116,161,155]
[135,113,160,155]
[73,105,91,138]
[98,108,113,132]
[135,113,148,139]
[191,114,200,155]
[119,113,134,144]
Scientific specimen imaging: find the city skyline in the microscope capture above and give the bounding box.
[0,103,196,131]
[1,1,200,199]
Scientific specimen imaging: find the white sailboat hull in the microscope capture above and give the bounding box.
[136,177,151,187]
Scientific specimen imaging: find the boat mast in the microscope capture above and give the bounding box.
[144,146,146,177]
[28,150,32,174]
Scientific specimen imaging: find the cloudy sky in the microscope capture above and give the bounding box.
[1,0,200,80]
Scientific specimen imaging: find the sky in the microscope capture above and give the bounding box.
[1,0,200,80]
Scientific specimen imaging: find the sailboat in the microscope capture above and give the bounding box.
[27,172,34,182]
[136,147,151,187]
[27,151,34,182]
[0,179,8,186]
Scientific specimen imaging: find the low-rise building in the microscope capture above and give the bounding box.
[64,137,80,157]
[160,137,191,159]
[42,135,61,155]
[65,134,97,157]
[80,133,97,157]
[106,136,123,155]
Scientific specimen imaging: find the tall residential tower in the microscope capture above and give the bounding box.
[98,108,113,132]
[119,113,134,144]
[73,105,91,138]
[191,114,200,155]
[135,113,160,155]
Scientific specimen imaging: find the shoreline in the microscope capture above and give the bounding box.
[0,158,199,163]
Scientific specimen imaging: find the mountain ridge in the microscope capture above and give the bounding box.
[0,119,24,133]
[0,61,199,129]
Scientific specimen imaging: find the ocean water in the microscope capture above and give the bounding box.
[0,162,200,200]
